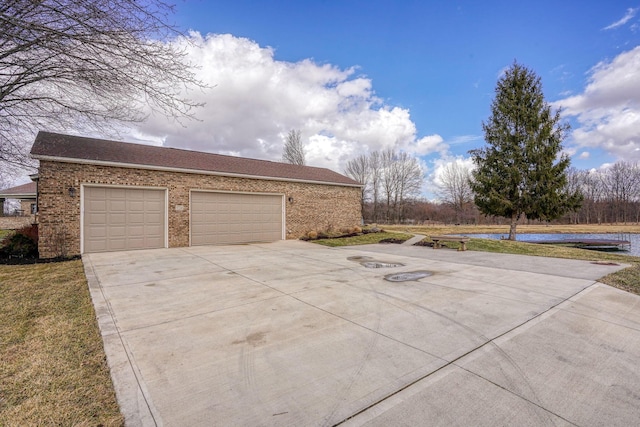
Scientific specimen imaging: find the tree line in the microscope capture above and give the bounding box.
[566,162,640,224]
[431,161,640,227]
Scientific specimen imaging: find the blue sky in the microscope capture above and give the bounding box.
[123,1,640,196]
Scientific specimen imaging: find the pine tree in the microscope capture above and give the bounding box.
[469,62,582,240]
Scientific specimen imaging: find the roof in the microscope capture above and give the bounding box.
[0,181,37,199]
[30,132,361,187]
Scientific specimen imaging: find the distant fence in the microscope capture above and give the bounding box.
[0,215,36,230]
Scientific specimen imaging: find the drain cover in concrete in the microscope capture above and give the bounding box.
[361,261,404,268]
[384,271,432,282]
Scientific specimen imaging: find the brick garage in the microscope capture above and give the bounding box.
[30,132,362,258]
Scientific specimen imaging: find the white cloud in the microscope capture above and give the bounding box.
[579,151,590,159]
[446,134,483,145]
[128,33,443,172]
[603,7,638,30]
[555,45,640,162]
[423,156,475,201]
[431,156,475,187]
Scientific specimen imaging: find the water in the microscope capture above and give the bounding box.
[465,233,639,256]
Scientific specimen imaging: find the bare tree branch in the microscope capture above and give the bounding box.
[0,0,205,172]
[436,161,473,222]
[282,129,306,165]
[344,154,369,216]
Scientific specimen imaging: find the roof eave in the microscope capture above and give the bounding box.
[32,155,364,188]
[0,193,36,199]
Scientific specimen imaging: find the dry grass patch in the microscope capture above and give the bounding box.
[0,260,123,426]
[599,264,640,295]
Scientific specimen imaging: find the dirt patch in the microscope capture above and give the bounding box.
[379,238,407,244]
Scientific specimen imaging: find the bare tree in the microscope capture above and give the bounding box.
[581,169,605,224]
[345,149,423,223]
[344,154,369,215]
[600,161,640,223]
[282,129,306,165]
[394,151,423,222]
[436,161,473,222]
[380,149,399,222]
[369,151,382,222]
[0,0,203,170]
[378,149,423,223]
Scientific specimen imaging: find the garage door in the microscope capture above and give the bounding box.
[83,187,165,253]
[191,192,283,245]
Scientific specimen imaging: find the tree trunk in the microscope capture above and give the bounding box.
[508,213,519,240]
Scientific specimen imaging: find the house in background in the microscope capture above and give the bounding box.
[0,181,37,230]
[30,132,362,258]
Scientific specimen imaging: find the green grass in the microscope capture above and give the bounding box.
[0,260,124,426]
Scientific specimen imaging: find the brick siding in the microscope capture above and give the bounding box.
[37,161,362,258]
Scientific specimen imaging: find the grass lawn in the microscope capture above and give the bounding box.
[0,260,123,426]
[314,225,640,296]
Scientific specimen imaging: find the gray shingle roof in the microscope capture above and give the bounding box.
[0,181,37,198]
[30,132,361,187]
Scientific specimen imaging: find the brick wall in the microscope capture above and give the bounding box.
[20,200,36,215]
[37,161,362,258]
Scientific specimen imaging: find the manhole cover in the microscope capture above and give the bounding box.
[361,261,404,268]
[384,271,432,282]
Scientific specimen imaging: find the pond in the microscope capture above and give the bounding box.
[465,233,640,257]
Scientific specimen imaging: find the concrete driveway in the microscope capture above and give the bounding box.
[82,240,640,426]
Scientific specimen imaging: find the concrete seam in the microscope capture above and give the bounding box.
[332,282,598,426]
[82,255,160,426]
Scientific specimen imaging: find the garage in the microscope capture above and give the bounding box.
[30,132,362,258]
[191,191,283,245]
[83,186,166,253]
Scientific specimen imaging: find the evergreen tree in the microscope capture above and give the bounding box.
[469,62,582,240]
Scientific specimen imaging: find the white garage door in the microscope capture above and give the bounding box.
[191,192,283,245]
[83,187,165,253]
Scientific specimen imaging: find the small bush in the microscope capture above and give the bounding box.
[352,226,362,233]
[16,224,38,243]
[0,233,38,259]
[0,224,38,259]
[307,231,318,240]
